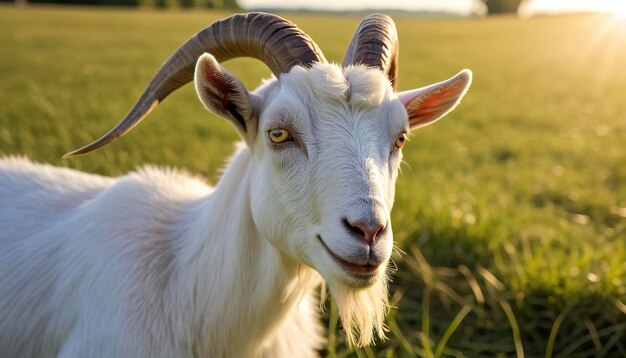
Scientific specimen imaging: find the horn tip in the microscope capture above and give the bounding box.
[63,145,95,158]
[63,99,160,159]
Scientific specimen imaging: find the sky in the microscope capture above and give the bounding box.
[239,0,626,17]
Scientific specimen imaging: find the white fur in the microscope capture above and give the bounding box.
[0,152,324,357]
[0,59,471,356]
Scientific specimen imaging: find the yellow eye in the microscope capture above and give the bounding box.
[395,133,407,149]
[268,129,292,143]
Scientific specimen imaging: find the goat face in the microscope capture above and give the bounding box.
[250,64,402,289]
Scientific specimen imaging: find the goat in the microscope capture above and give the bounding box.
[0,12,471,357]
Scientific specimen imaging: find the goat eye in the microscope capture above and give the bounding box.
[268,129,292,143]
[395,133,407,149]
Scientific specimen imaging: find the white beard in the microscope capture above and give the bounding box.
[328,275,389,346]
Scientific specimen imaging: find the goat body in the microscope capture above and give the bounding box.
[0,12,472,357]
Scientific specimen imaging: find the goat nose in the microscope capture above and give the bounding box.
[343,218,386,245]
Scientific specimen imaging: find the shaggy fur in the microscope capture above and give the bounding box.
[0,56,471,356]
[0,153,324,357]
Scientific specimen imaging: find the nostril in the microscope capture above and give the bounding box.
[343,217,386,245]
[343,218,365,237]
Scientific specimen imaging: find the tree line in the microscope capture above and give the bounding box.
[7,0,521,14]
[5,0,238,8]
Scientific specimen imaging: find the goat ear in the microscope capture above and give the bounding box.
[194,53,258,142]
[398,69,472,130]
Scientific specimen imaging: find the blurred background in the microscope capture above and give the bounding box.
[1,0,625,356]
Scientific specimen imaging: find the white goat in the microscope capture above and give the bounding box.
[0,12,471,357]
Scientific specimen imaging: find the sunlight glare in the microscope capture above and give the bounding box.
[573,5,626,94]
[599,0,626,19]
[613,5,626,19]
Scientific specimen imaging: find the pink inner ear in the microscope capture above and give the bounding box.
[405,77,467,127]
[198,57,249,130]
[420,85,459,108]
[201,62,232,99]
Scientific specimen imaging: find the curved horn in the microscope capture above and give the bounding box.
[342,14,398,91]
[65,12,326,157]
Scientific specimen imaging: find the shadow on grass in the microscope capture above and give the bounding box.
[324,225,626,357]
[375,247,626,357]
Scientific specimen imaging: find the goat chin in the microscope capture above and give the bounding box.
[327,273,389,347]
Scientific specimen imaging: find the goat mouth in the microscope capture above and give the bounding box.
[317,235,380,277]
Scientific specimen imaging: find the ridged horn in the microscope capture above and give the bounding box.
[342,14,398,91]
[65,12,326,157]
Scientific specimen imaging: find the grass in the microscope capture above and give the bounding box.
[2,5,626,356]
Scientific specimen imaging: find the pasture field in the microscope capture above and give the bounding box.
[1,5,625,356]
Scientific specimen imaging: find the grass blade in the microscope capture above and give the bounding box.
[545,306,571,358]
[499,299,524,358]
[421,286,434,357]
[434,304,473,358]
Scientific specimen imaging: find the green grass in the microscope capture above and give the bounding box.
[2,5,626,356]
